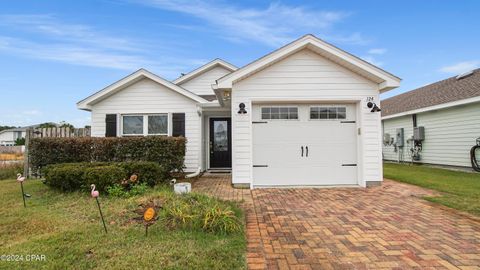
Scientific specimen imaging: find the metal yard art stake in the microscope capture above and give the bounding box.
[134,200,160,237]
[90,184,108,234]
[16,173,26,207]
[143,207,156,237]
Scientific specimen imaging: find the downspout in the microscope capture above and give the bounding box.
[185,167,202,178]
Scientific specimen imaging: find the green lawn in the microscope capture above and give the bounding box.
[384,162,480,216]
[0,179,246,270]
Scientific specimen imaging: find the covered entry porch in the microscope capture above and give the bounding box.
[199,104,232,171]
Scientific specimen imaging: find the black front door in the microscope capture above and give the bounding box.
[209,118,232,168]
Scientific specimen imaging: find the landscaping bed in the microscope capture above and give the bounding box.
[384,162,480,216]
[0,179,246,269]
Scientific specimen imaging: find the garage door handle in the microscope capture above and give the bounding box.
[305,146,309,157]
[301,146,304,157]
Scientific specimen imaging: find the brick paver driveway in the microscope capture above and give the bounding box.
[194,174,480,269]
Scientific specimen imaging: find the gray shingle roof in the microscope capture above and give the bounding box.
[381,68,480,117]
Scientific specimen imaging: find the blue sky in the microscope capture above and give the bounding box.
[0,0,479,127]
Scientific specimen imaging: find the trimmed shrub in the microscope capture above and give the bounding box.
[44,164,86,191]
[29,136,186,175]
[84,165,126,192]
[118,161,167,186]
[43,161,166,192]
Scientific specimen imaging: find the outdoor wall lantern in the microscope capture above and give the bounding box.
[238,103,247,114]
[367,102,381,113]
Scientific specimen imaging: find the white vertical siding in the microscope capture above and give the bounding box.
[178,66,232,95]
[231,49,382,186]
[416,102,480,167]
[90,78,200,172]
[382,102,480,167]
[381,116,413,162]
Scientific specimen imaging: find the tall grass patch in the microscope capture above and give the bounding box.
[0,162,23,180]
[160,192,243,234]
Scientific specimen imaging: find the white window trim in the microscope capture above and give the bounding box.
[309,105,347,121]
[261,106,299,121]
[121,113,170,136]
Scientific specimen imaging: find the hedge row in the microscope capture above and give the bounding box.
[43,161,168,191]
[29,136,186,173]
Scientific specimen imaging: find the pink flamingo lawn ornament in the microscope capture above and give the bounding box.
[16,173,26,208]
[90,184,107,234]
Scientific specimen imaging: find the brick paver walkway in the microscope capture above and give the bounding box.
[193,174,480,269]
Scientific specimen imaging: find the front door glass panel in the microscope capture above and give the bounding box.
[214,121,228,151]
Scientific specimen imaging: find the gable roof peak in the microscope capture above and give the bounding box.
[77,68,208,111]
[173,58,237,85]
[215,34,400,92]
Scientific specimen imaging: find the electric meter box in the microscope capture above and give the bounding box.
[413,126,425,141]
[396,128,404,147]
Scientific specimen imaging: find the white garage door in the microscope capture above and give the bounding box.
[252,104,357,187]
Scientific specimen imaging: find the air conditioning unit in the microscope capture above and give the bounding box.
[414,126,425,141]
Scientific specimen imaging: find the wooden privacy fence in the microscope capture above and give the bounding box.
[28,127,91,138]
[24,127,91,177]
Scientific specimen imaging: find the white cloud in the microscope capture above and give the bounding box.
[0,15,208,78]
[323,32,371,46]
[439,61,479,74]
[136,0,367,46]
[0,14,140,52]
[368,48,386,55]
[0,15,156,71]
[21,110,42,116]
[361,55,383,67]
[0,36,153,70]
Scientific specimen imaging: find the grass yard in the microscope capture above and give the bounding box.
[0,179,246,270]
[384,162,480,216]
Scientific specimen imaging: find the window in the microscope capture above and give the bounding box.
[261,107,298,120]
[122,114,168,136]
[310,106,346,120]
[148,115,168,135]
[122,115,143,135]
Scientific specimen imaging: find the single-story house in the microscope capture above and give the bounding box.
[381,68,480,169]
[0,128,26,146]
[78,34,400,188]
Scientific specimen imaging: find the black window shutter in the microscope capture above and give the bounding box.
[105,114,117,137]
[172,113,185,137]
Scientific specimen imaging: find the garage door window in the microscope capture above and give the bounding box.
[262,107,298,120]
[310,107,346,120]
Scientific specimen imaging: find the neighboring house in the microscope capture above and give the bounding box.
[381,69,480,168]
[78,34,400,188]
[0,128,26,146]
